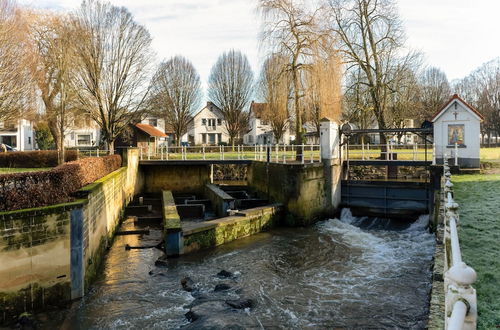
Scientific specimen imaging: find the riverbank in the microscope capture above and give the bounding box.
[453,173,500,329]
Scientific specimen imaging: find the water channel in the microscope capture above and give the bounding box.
[54,209,435,329]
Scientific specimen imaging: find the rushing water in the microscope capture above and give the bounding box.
[53,209,435,329]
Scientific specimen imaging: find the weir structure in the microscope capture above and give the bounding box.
[0,118,452,326]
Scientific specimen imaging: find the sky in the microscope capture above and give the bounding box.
[18,0,500,89]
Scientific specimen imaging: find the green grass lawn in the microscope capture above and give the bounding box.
[480,147,500,161]
[0,167,52,174]
[452,173,500,329]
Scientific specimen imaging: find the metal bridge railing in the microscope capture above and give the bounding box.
[442,158,477,330]
[138,144,322,164]
[343,142,436,163]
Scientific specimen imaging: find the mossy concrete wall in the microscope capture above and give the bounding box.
[247,162,338,226]
[183,205,281,254]
[0,149,139,324]
[162,190,182,257]
[139,164,210,194]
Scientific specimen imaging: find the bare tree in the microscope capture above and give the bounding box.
[28,13,78,163]
[208,50,253,146]
[149,56,202,146]
[259,54,290,143]
[0,0,33,122]
[455,58,500,145]
[327,0,419,149]
[343,67,376,143]
[386,66,421,142]
[304,37,343,139]
[259,0,324,146]
[73,0,154,153]
[417,66,451,121]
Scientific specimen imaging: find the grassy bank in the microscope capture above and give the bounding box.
[452,173,500,329]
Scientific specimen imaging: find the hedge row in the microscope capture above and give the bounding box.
[0,150,78,168]
[0,155,122,211]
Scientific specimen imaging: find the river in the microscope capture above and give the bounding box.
[53,209,435,329]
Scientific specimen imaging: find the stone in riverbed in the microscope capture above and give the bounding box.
[214,283,231,292]
[225,298,254,309]
[181,277,195,292]
[154,255,168,267]
[216,270,233,278]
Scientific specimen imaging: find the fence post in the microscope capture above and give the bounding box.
[222,145,224,160]
[238,145,241,160]
[97,148,99,157]
[367,143,370,159]
[362,141,365,160]
[432,142,436,165]
[455,142,458,166]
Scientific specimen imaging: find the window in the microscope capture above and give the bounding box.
[28,137,31,145]
[248,135,253,143]
[208,118,216,127]
[217,119,222,126]
[202,133,206,144]
[77,134,91,146]
[149,118,158,127]
[217,133,222,143]
[261,119,269,125]
[202,118,207,126]
[209,133,216,144]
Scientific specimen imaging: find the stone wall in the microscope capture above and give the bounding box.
[0,149,139,324]
[247,162,338,226]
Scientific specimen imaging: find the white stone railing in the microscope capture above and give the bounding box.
[442,158,477,330]
[139,144,322,164]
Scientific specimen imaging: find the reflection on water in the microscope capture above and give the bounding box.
[54,209,434,329]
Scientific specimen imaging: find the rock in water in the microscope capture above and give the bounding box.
[184,310,199,322]
[181,277,195,292]
[225,298,254,309]
[216,270,233,278]
[214,283,231,292]
[154,255,168,267]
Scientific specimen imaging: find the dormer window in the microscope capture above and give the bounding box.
[217,119,222,125]
[202,118,207,125]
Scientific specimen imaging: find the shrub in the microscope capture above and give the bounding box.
[0,155,122,211]
[0,150,78,168]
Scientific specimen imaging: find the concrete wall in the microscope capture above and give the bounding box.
[247,162,339,226]
[0,149,139,324]
[183,205,281,254]
[139,164,211,194]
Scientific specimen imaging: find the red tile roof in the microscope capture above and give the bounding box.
[249,101,266,118]
[431,94,484,122]
[135,123,167,137]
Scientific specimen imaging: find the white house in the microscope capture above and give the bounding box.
[0,119,35,151]
[64,114,101,148]
[243,101,294,145]
[184,102,229,145]
[432,94,484,168]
